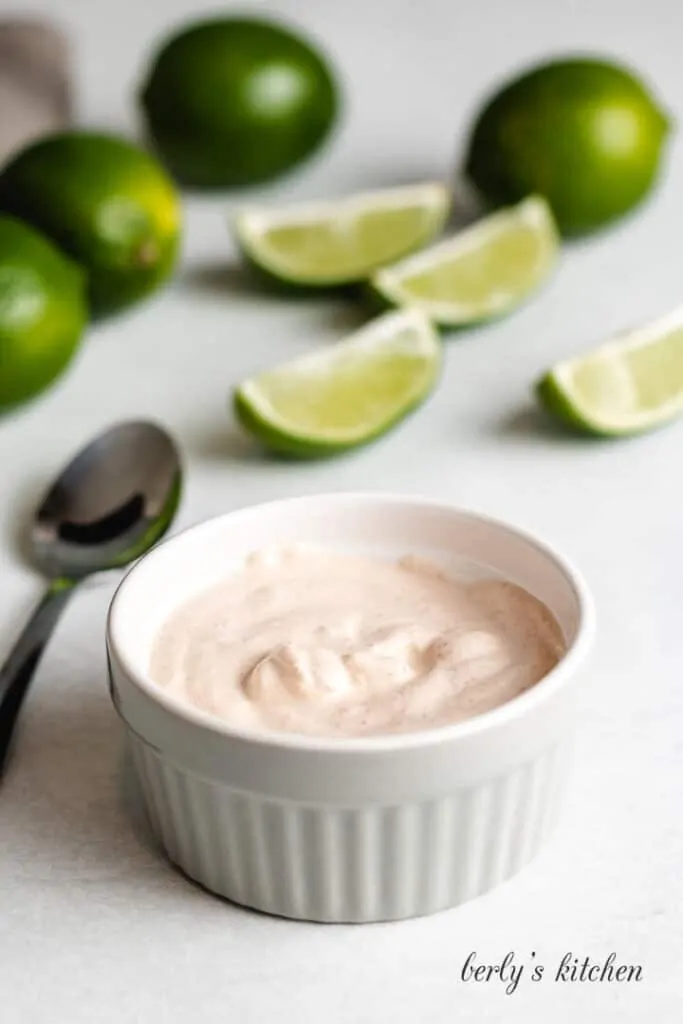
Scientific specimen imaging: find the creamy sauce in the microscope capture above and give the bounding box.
[150,545,566,737]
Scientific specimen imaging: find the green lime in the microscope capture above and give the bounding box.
[235,183,450,287]
[234,309,441,457]
[465,57,671,235]
[0,131,181,316]
[371,196,558,325]
[0,215,86,410]
[140,16,340,189]
[537,306,683,435]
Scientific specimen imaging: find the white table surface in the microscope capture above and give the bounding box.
[1,0,681,1020]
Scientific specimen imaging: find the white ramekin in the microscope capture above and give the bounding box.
[106,494,594,923]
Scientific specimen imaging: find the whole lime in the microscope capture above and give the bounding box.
[465,57,671,235]
[0,132,181,315]
[0,215,86,410]
[139,16,340,188]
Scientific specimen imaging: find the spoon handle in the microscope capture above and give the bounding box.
[0,578,76,777]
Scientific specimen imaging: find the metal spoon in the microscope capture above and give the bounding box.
[0,420,181,776]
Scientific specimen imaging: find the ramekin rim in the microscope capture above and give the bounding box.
[106,492,596,755]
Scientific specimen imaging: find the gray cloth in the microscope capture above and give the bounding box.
[0,19,72,165]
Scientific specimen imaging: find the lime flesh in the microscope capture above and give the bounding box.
[537,305,683,435]
[235,183,450,286]
[372,196,558,325]
[234,309,441,457]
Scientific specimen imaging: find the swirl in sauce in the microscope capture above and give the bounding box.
[149,545,566,737]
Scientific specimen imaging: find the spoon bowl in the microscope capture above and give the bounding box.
[33,420,181,579]
[0,419,182,776]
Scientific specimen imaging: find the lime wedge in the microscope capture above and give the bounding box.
[233,309,441,457]
[371,196,558,325]
[537,306,683,436]
[233,183,450,287]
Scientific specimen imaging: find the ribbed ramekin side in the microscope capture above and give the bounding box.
[129,734,574,923]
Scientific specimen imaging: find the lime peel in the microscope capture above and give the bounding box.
[465,57,671,236]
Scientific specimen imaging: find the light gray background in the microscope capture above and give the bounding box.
[1,0,681,1020]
